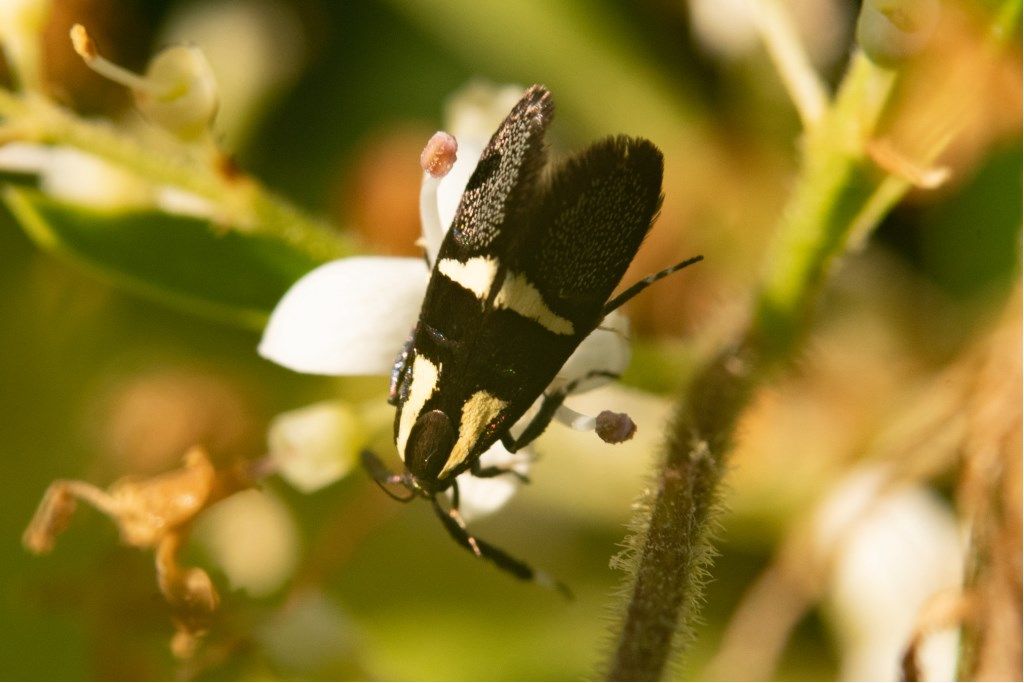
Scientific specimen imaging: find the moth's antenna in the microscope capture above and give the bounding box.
[602,255,704,315]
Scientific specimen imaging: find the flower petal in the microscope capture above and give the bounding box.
[41,147,154,209]
[450,443,530,523]
[817,466,963,680]
[194,489,300,597]
[550,311,632,394]
[259,256,427,376]
[0,141,52,173]
[267,401,364,493]
[435,138,483,235]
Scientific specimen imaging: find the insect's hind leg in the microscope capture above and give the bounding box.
[470,458,530,483]
[602,254,703,315]
[430,493,571,598]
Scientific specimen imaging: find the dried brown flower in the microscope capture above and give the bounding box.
[23,446,256,658]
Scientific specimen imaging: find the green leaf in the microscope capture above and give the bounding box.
[3,187,327,330]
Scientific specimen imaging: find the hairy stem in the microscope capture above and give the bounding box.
[608,1,1021,674]
[609,341,758,681]
[608,52,899,681]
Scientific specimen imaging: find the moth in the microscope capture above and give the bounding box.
[363,85,701,590]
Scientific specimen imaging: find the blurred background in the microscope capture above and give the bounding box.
[0,0,1019,679]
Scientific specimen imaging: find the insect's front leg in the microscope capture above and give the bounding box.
[501,370,619,452]
[387,329,416,407]
[361,451,416,502]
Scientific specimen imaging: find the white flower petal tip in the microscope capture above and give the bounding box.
[0,142,52,173]
[444,81,527,144]
[41,148,154,209]
[450,444,530,523]
[551,311,632,394]
[267,401,364,493]
[259,256,427,376]
[420,132,457,178]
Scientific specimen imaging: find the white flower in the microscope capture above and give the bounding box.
[71,24,218,141]
[266,401,365,494]
[0,25,225,211]
[688,0,848,66]
[194,488,300,597]
[259,83,634,520]
[0,142,217,216]
[815,466,964,681]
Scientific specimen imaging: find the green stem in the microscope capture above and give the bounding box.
[0,90,350,262]
[608,52,900,682]
[608,0,1021,669]
[753,53,894,359]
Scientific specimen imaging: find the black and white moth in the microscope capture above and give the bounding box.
[363,85,701,590]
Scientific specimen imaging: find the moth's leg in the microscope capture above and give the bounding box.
[602,255,703,315]
[469,457,530,483]
[360,451,415,502]
[449,477,461,510]
[430,494,571,598]
[500,392,563,453]
[387,330,416,407]
[501,370,619,452]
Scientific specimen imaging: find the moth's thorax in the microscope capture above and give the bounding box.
[392,255,599,487]
[394,348,512,487]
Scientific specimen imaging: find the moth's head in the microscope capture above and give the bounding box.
[404,409,456,491]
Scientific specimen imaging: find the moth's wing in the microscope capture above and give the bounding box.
[445,85,553,259]
[519,136,664,324]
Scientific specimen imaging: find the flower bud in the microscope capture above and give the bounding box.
[857,0,942,67]
[137,45,219,140]
[71,24,219,140]
[194,489,299,597]
[267,401,364,493]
